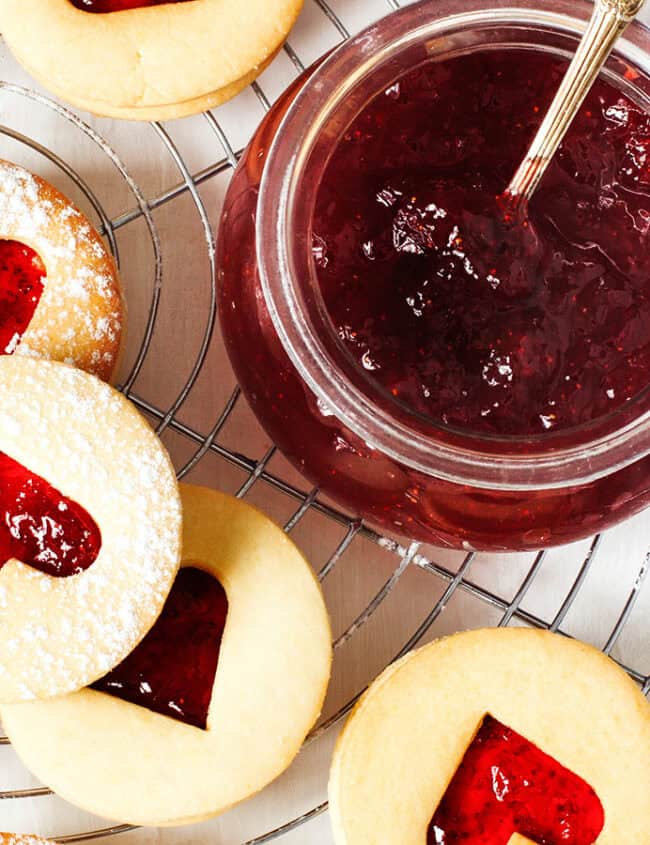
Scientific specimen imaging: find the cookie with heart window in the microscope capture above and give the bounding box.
[0,356,182,703]
[329,628,650,845]
[0,0,303,120]
[1,483,332,826]
[0,160,124,382]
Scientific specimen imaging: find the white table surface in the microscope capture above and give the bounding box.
[1,2,649,843]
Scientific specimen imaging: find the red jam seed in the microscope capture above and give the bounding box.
[314,49,650,436]
[0,240,45,356]
[0,451,101,577]
[92,567,229,731]
[428,715,604,845]
[69,0,192,11]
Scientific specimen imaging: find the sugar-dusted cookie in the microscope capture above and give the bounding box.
[0,1,303,120]
[329,628,650,845]
[0,356,182,703]
[0,160,124,382]
[2,484,332,826]
[0,835,56,845]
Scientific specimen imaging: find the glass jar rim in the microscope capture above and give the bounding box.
[257,0,650,491]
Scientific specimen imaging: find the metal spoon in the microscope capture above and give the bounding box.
[505,0,646,207]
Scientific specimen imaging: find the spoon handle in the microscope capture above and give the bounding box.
[506,0,645,203]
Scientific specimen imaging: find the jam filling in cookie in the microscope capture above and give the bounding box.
[0,451,101,577]
[92,567,229,730]
[428,715,604,845]
[0,240,45,357]
[69,0,192,11]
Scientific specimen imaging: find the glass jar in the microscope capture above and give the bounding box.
[217,0,650,551]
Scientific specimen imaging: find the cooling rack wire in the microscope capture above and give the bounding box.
[0,1,649,843]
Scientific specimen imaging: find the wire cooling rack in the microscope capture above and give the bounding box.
[1,1,649,843]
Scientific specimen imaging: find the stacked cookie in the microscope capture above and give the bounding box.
[0,160,123,380]
[1,478,332,825]
[329,629,650,845]
[0,0,304,120]
[0,161,332,827]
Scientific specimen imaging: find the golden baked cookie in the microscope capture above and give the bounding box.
[54,49,281,122]
[0,835,56,845]
[329,628,650,845]
[1,483,332,826]
[0,356,182,703]
[0,160,124,382]
[0,0,303,120]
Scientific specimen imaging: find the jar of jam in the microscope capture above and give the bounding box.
[217,0,650,551]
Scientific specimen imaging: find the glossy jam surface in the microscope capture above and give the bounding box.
[93,567,228,730]
[428,715,604,844]
[0,451,101,577]
[314,50,650,435]
[69,0,191,11]
[0,240,45,356]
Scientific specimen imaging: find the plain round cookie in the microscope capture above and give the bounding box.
[1,483,332,826]
[0,0,303,120]
[0,160,124,382]
[329,628,650,845]
[0,357,182,703]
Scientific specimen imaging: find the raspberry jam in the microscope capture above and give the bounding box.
[217,13,650,549]
[0,240,45,356]
[428,715,604,845]
[0,451,101,577]
[314,50,650,436]
[69,0,191,11]
[92,567,228,731]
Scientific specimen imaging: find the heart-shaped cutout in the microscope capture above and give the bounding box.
[69,0,194,12]
[0,450,101,577]
[428,714,604,844]
[92,566,229,730]
[0,240,45,356]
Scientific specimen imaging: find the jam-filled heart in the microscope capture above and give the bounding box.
[92,567,229,730]
[428,714,605,845]
[0,240,45,356]
[0,451,101,577]
[69,0,193,12]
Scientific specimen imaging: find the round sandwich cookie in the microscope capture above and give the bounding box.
[329,627,650,845]
[0,0,303,120]
[1,483,332,826]
[0,160,124,382]
[0,356,182,703]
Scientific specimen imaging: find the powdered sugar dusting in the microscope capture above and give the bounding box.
[0,358,182,702]
[0,160,123,382]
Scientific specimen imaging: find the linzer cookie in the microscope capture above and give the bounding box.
[329,628,650,844]
[0,0,303,120]
[1,484,332,826]
[0,356,182,703]
[0,160,123,382]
